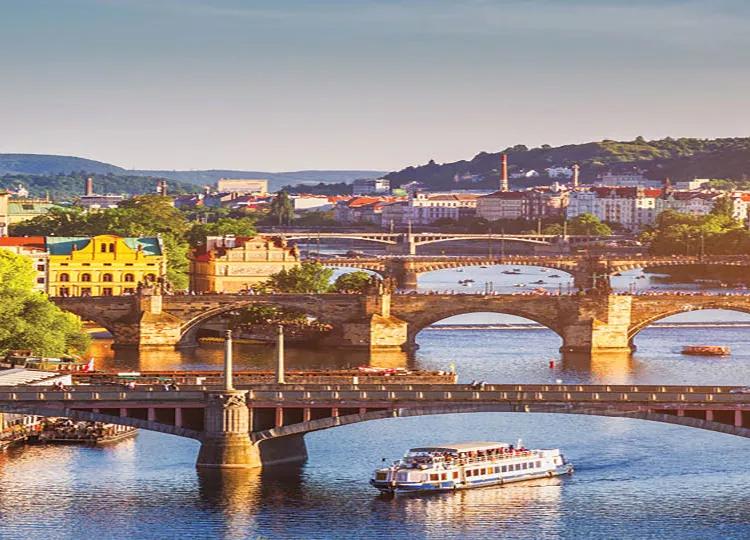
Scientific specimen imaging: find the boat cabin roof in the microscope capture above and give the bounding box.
[409,442,509,454]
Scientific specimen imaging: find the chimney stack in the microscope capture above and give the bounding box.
[501,154,509,192]
[158,180,168,196]
[85,177,94,196]
[572,164,580,189]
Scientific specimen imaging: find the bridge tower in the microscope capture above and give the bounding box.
[196,330,308,469]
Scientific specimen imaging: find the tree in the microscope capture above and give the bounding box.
[567,213,612,236]
[0,251,89,356]
[186,217,257,247]
[264,262,333,293]
[11,195,192,290]
[710,195,735,219]
[333,271,377,293]
[269,191,295,225]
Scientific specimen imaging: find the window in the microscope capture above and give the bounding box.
[440,473,447,481]
[522,463,528,470]
[452,471,459,479]
[145,273,156,282]
[536,461,541,468]
[480,468,486,475]
[81,287,91,296]
[100,243,107,253]
[124,273,135,282]
[59,287,70,297]
[81,273,91,282]
[501,466,507,473]
[102,288,113,296]
[36,264,45,271]
[124,288,135,294]
[59,273,70,282]
[429,474,439,482]
[36,277,45,284]
[102,273,113,282]
[108,243,115,252]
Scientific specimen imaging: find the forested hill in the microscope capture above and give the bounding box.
[385,137,750,191]
[0,173,197,199]
[0,154,384,192]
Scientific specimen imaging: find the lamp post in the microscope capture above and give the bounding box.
[223,330,234,391]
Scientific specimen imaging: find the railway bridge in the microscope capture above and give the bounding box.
[53,291,750,355]
[1,381,749,469]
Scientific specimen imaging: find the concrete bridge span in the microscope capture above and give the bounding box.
[2,383,749,469]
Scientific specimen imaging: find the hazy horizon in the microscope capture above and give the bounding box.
[2,0,749,171]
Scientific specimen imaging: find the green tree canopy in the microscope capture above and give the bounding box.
[265,261,333,293]
[0,251,89,356]
[10,195,191,290]
[567,213,613,236]
[269,191,295,225]
[333,271,378,293]
[640,209,749,255]
[186,217,257,247]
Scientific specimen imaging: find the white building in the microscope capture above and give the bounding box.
[352,178,390,195]
[566,187,662,230]
[545,167,573,179]
[408,193,478,224]
[291,195,335,212]
[595,172,661,188]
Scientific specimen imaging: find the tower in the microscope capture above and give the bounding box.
[500,154,509,192]
[572,164,580,189]
[85,177,94,196]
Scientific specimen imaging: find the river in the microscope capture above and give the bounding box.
[1,265,749,539]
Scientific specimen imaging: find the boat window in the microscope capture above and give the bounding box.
[522,463,528,470]
[515,464,521,471]
[452,472,459,479]
[441,473,447,481]
[430,474,439,482]
[494,467,500,473]
[480,468,486,475]
[501,466,507,472]
[536,461,541,468]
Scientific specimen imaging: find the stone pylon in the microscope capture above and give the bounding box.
[196,390,260,469]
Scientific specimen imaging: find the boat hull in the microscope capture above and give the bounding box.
[371,464,573,495]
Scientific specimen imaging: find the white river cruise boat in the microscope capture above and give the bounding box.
[371,441,573,494]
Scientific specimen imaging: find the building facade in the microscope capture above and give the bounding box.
[352,178,390,195]
[0,193,59,236]
[408,193,478,224]
[46,235,166,297]
[476,191,525,221]
[215,178,269,194]
[189,235,300,293]
[0,237,48,292]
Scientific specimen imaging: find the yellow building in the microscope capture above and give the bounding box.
[46,235,166,297]
[189,235,300,293]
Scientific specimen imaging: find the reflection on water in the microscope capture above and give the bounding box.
[14,264,750,538]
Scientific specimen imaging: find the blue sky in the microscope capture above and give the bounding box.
[1,0,749,171]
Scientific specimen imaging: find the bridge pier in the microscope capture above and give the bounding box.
[384,259,419,290]
[559,294,634,355]
[111,292,183,349]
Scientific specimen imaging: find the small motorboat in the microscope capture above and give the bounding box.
[549,274,561,278]
[681,345,731,357]
[532,280,546,285]
[514,283,526,288]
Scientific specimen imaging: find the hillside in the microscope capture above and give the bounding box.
[0,173,197,199]
[0,154,384,193]
[385,137,750,190]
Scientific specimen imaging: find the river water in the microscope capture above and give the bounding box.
[1,265,750,539]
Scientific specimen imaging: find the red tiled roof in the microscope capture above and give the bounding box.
[0,236,46,250]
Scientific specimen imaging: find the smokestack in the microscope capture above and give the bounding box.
[572,164,580,189]
[159,180,168,196]
[501,154,509,192]
[85,177,94,196]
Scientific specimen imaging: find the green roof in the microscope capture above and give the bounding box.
[8,201,58,216]
[45,236,163,256]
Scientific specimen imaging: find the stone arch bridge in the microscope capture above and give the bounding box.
[53,292,750,354]
[1,383,749,469]
[322,255,750,290]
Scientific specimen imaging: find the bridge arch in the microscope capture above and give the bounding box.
[628,304,750,342]
[252,404,750,443]
[404,308,564,350]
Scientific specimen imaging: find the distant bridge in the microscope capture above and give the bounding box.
[281,231,616,255]
[321,254,750,289]
[1,382,749,468]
